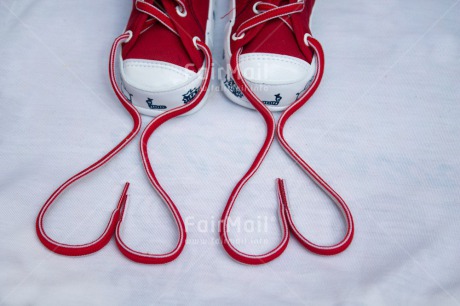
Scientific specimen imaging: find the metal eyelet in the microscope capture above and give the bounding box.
[253,1,262,14]
[192,36,201,50]
[232,32,246,41]
[303,33,312,46]
[176,5,187,17]
[125,30,133,43]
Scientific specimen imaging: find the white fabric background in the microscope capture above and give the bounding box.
[1,0,459,305]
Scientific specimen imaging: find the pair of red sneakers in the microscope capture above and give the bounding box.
[36,0,354,265]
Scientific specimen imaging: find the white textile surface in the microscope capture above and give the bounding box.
[1,0,459,305]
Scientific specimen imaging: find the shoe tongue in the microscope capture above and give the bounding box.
[241,15,310,63]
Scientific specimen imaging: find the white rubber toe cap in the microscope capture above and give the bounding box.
[120,58,205,116]
[123,59,196,92]
[235,53,316,110]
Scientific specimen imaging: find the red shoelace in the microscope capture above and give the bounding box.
[219,0,354,265]
[36,0,213,264]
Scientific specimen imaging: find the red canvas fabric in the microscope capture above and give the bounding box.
[234,0,315,63]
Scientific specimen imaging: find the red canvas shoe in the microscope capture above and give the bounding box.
[219,0,354,264]
[36,0,214,264]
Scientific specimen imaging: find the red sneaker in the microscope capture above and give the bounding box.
[220,0,354,265]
